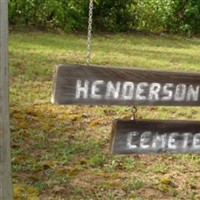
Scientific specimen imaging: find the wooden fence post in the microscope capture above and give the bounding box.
[0,0,13,199]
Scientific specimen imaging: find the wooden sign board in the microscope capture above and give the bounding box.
[110,120,200,154]
[111,120,200,154]
[52,64,200,106]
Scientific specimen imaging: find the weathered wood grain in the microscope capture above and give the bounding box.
[0,1,13,199]
[111,120,200,154]
[52,64,200,106]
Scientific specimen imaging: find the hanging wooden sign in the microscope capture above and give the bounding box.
[110,120,200,154]
[52,64,200,106]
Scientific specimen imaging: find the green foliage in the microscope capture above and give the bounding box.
[9,0,87,31]
[9,0,135,32]
[93,0,135,32]
[9,0,200,35]
[134,0,200,35]
[170,0,200,35]
[134,0,175,32]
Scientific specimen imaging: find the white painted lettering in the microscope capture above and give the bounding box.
[106,81,121,99]
[140,131,152,149]
[121,82,134,100]
[75,80,89,99]
[149,83,161,100]
[76,80,200,103]
[174,84,186,101]
[162,83,174,101]
[127,131,139,149]
[152,133,167,149]
[168,132,179,149]
[186,85,200,102]
[193,133,200,149]
[135,82,148,100]
[91,80,104,99]
[182,133,192,148]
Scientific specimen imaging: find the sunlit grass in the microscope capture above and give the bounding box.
[9,32,200,81]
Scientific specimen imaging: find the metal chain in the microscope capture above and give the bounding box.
[86,0,94,66]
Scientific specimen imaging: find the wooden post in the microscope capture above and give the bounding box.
[0,0,13,199]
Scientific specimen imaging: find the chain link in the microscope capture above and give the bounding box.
[86,0,94,66]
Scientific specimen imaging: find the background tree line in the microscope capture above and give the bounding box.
[9,0,200,35]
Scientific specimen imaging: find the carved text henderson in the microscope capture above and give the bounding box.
[75,80,200,102]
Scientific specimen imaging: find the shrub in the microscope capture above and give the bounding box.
[9,0,135,32]
[9,0,86,31]
[8,0,200,35]
[92,0,136,32]
[169,0,200,35]
[134,0,200,35]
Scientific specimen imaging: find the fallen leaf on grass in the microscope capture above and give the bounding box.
[41,160,58,170]
[158,177,172,185]
[105,180,121,187]
[128,192,136,199]
[155,177,176,193]
[56,166,81,177]
[53,185,66,194]
[68,114,81,121]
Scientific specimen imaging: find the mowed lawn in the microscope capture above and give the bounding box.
[9,32,200,199]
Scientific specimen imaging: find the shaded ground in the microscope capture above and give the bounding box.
[11,103,200,199]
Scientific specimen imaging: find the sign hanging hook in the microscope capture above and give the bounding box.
[131,106,137,121]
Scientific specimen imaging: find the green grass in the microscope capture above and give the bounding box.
[10,31,200,199]
[9,32,200,81]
